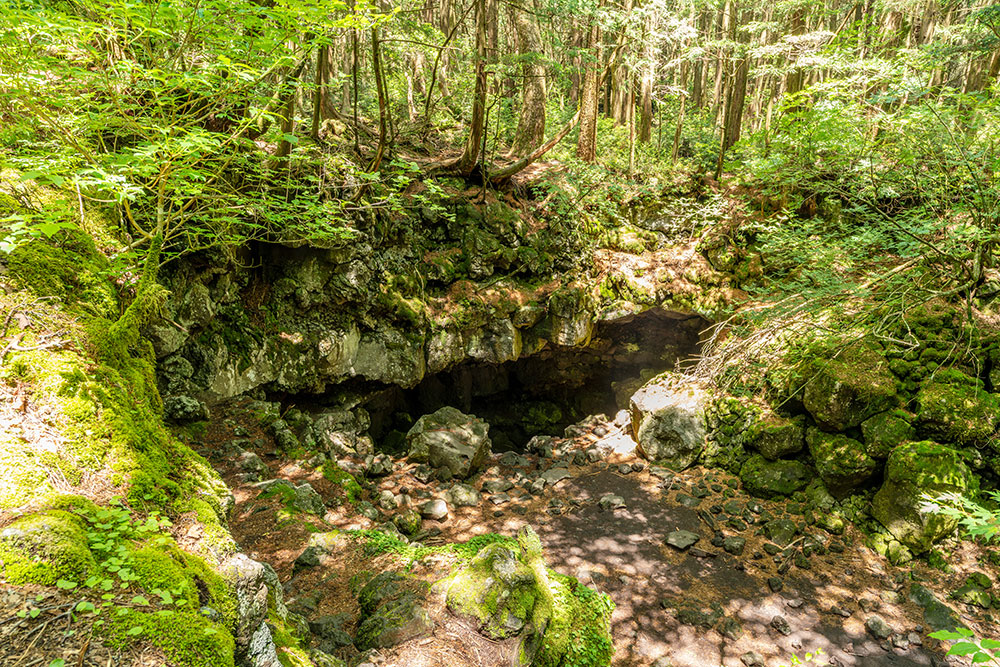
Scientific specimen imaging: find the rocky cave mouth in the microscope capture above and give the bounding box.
[272,308,710,454]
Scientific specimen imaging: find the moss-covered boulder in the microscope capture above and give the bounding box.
[916,375,1000,446]
[802,346,897,431]
[861,411,915,459]
[806,428,877,496]
[872,441,973,552]
[753,415,806,460]
[0,509,95,585]
[738,454,811,499]
[442,526,614,667]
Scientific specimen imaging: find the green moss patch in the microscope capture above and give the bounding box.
[916,375,1000,447]
[0,509,95,585]
[806,428,877,496]
[442,526,614,667]
[103,608,235,667]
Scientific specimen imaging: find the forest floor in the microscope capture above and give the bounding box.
[194,402,998,667]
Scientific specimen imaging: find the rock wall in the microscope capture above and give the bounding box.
[150,200,732,414]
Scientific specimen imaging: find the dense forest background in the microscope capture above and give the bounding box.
[4,0,1000,331]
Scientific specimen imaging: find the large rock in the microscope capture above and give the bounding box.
[630,380,709,469]
[0,510,95,586]
[441,526,614,667]
[739,455,812,499]
[806,428,877,496]
[354,572,434,650]
[753,415,805,460]
[802,346,897,431]
[872,441,973,552]
[861,411,915,459]
[916,375,1000,446]
[406,407,492,479]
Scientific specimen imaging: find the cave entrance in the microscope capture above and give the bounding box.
[361,309,709,453]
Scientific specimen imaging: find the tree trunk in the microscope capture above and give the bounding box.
[311,44,329,140]
[576,19,601,162]
[456,0,488,173]
[638,11,655,143]
[511,0,547,155]
[369,26,389,172]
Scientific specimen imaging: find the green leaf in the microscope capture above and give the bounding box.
[131,596,150,606]
[55,579,77,590]
[948,642,981,656]
[48,660,66,667]
[75,601,95,613]
[126,626,143,636]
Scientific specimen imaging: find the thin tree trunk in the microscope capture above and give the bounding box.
[511,0,547,155]
[576,19,601,162]
[456,0,488,173]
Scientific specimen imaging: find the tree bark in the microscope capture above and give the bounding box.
[511,0,547,155]
[576,19,601,162]
[456,0,489,174]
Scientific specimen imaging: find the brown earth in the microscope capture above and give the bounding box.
[194,400,997,667]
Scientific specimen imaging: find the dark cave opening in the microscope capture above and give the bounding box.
[350,309,710,453]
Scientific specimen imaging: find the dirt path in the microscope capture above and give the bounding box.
[194,401,992,667]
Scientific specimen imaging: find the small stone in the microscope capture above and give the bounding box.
[618,463,632,475]
[599,494,626,511]
[767,577,783,593]
[666,530,701,550]
[483,479,514,493]
[741,651,765,667]
[892,634,909,649]
[419,499,448,520]
[631,461,646,473]
[720,616,743,640]
[865,615,893,640]
[762,543,782,556]
[378,490,397,511]
[540,467,571,485]
[573,451,587,465]
[586,448,601,462]
[764,519,798,546]
[446,483,481,507]
[771,615,792,636]
[413,464,435,484]
[832,606,852,618]
[676,493,701,508]
[489,492,510,505]
[908,632,922,646]
[786,598,803,609]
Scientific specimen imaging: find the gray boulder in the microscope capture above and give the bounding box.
[163,395,210,422]
[354,572,433,650]
[406,407,492,479]
[219,554,276,666]
[629,380,709,469]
